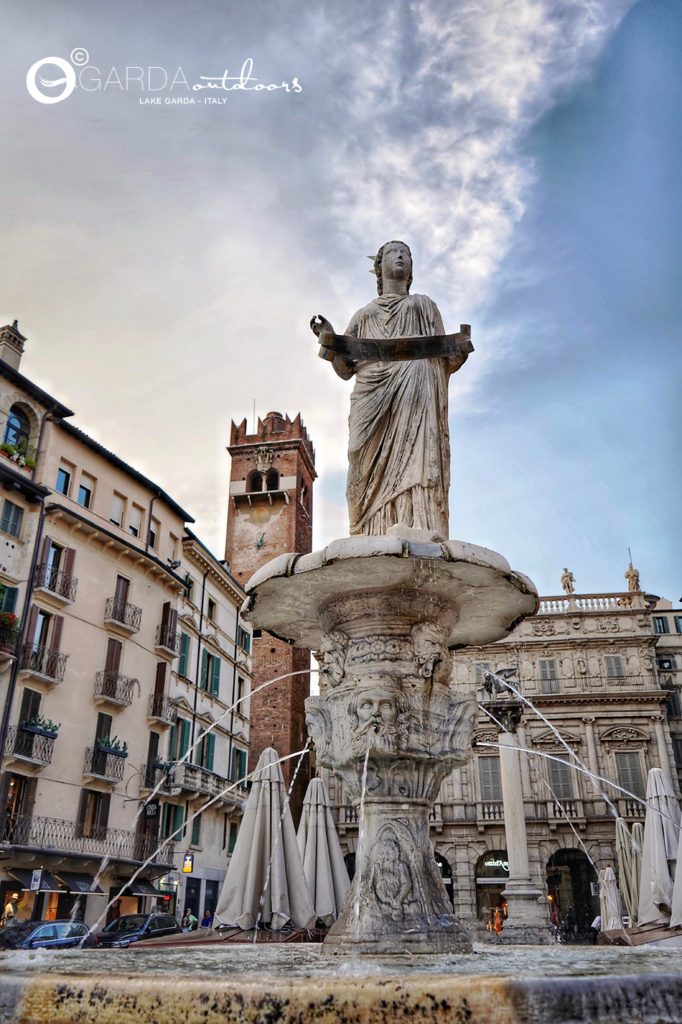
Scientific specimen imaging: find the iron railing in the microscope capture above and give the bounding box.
[0,812,174,864]
[171,761,246,802]
[4,725,55,765]
[147,694,176,723]
[19,643,68,682]
[104,596,142,632]
[33,562,78,602]
[94,670,137,707]
[155,624,180,654]
[83,745,126,782]
[140,762,174,793]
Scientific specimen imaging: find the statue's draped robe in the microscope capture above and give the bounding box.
[345,293,471,537]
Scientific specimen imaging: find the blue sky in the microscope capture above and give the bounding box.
[1,0,679,599]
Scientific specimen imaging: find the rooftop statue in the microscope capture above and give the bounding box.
[311,240,473,538]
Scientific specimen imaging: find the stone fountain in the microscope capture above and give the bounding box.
[242,239,539,954]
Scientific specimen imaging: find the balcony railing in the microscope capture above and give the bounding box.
[171,761,245,804]
[4,725,55,766]
[548,799,584,821]
[478,801,504,822]
[94,670,138,707]
[83,746,126,783]
[617,797,645,820]
[338,804,358,826]
[19,643,68,683]
[0,812,174,865]
[155,624,180,656]
[140,762,174,793]
[33,562,78,602]
[536,592,646,615]
[147,694,176,724]
[104,596,142,633]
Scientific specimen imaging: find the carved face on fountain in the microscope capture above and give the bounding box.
[349,681,411,756]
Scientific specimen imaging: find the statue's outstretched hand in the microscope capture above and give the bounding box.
[310,314,333,340]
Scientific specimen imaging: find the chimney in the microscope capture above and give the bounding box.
[0,321,26,370]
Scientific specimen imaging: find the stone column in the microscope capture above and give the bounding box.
[496,704,548,943]
[582,716,604,814]
[652,714,674,784]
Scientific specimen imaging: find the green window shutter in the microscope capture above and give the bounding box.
[200,649,208,690]
[172,804,184,837]
[191,813,201,846]
[179,633,189,676]
[206,733,215,772]
[210,656,220,696]
[178,719,190,758]
[228,822,238,853]
[169,722,176,760]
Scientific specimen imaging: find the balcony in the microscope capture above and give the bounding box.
[171,761,246,808]
[155,624,180,658]
[0,812,175,866]
[147,694,176,726]
[476,801,504,832]
[104,596,142,635]
[83,745,126,784]
[93,670,138,709]
[33,562,78,605]
[140,762,174,794]
[4,725,55,769]
[617,796,645,821]
[19,643,68,686]
[0,621,19,666]
[547,798,586,830]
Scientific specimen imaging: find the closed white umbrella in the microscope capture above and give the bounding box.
[637,768,681,925]
[631,821,644,922]
[615,818,637,922]
[296,777,350,925]
[669,812,682,927]
[215,747,315,931]
[599,865,623,931]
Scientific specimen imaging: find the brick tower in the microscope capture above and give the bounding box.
[225,411,316,822]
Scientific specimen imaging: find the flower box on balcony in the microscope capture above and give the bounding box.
[95,736,128,759]
[21,715,60,739]
[96,744,128,759]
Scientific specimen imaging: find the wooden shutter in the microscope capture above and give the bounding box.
[478,756,501,801]
[168,607,178,633]
[154,662,166,697]
[63,547,76,576]
[169,722,177,760]
[161,601,170,627]
[179,633,189,676]
[548,758,574,800]
[75,789,89,838]
[96,712,113,741]
[616,752,645,799]
[114,576,129,603]
[200,649,208,690]
[94,792,111,840]
[210,657,220,696]
[179,719,190,758]
[19,688,41,722]
[205,733,215,772]
[147,732,159,764]
[18,776,37,819]
[49,615,63,654]
[26,605,39,646]
[104,638,122,674]
[39,536,52,565]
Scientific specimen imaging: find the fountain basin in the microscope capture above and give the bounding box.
[1,945,681,1023]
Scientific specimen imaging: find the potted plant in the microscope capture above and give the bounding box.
[0,610,19,653]
[21,714,60,739]
[0,442,36,471]
[96,734,128,758]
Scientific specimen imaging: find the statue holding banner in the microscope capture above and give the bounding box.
[311,240,473,537]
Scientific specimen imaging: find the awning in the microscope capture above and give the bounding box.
[9,869,65,893]
[119,878,161,897]
[56,872,105,896]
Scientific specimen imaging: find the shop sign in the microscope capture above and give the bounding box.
[182,853,194,874]
[145,800,159,818]
[29,869,42,892]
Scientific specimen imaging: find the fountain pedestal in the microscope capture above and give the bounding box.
[244,529,538,954]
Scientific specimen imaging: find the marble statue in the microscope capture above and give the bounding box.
[312,241,473,538]
[625,562,641,593]
[561,567,575,595]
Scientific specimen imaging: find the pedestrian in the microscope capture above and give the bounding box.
[182,908,198,931]
[200,907,214,928]
[1,893,18,927]
[590,914,601,944]
[493,907,504,935]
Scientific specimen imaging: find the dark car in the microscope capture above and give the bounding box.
[0,920,95,950]
[97,912,182,948]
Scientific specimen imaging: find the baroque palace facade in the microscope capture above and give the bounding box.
[328,577,681,935]
[0,321,252,927]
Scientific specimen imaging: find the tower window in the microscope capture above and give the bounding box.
[3,405,30,449]
[248,471,263,492]
[266,469,279,491]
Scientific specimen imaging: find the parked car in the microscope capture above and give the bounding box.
[0,920,95,950]
[97,912,182,948]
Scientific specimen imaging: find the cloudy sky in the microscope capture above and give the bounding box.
[1,0,680,600]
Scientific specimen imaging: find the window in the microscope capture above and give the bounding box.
[184,575,195,603]
[236,675,246,710]
[236,624,251,654]
[478,756,502,801]
[169,533,179,561]
[675,617,682,635]
[654,616,670,635]
[227,821,239,853]
[148,517,159,550]
[615,751,646,800]
[0,586,18,612]
[672,737,682,768]
[474,662,491,686]
[207,598,216,622]
[161,803,184,841]
[110,493,125,527]
[231,748,247,784]
[0,499,23,538]
[539,659,559,694]
[3,405,30,449]
[666,688,681,720]
[200,650,220,695]
[55,466,71,496]
[170,718,190,761]
[178,633,190,677]
[77,473,95,509]
[19,687,41,724]
[658,656,676,672]
[191,813,202,847]
[247,471,263,493]
[197,731,215,772]
[605,655,625,679]
[128,504,143,538]
[548,758,574,800]
[76,789,110,839]
[266,468,279,491]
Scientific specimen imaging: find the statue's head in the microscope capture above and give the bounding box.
[374,240,412,295]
